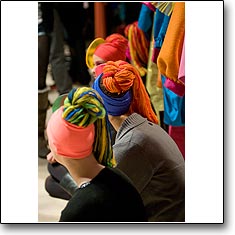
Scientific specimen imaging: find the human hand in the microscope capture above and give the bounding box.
[47,152,57,164]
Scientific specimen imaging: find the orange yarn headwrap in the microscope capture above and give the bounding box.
[94,33,128,63]
[102,60,158,124]
[124,21,150,77]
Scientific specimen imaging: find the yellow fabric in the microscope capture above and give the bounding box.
[146,13,164,125]
[86,38,105,69]
[152,2,175,16]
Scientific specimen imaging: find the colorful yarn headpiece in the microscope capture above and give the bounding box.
[124,21,150,77]
[86,33,128,69]
[93,60,158,124]
[47,87,116,167]
[92,73,132,116]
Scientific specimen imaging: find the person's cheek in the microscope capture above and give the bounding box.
[91,67,96,78]
[95,64,105,77]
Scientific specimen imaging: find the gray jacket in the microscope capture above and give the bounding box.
[113,113,185,222]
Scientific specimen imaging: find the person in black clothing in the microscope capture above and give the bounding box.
[46,87,146,222]
[38,2,92,158]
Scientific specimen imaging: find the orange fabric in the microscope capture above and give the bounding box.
[94,33,128,63]
[47,107,95,159]
[102,60,158,124]
[157,71,162,88]
[157,2,185,82]
[94,3,106,38]
[124,22,149,77]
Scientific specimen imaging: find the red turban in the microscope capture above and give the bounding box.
[94,33,128,62]
[86,33,128,69]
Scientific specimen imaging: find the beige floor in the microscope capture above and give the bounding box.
[38,157,68,222]
[38,86,68,223]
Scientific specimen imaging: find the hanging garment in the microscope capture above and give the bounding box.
[164,77,185,97]
[151,2,174,62]
[138,3,155,40]
[169,125,185,159]
[178,37,185,85]
[146,3,174,127]
[125,21,149,77]
[163,34,185,97]
[161,75,185,126]
[157,2,185,83]
[146,18,164,125]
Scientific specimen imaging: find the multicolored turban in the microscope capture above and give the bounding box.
[47,87,116,167]
[92,60,158,124]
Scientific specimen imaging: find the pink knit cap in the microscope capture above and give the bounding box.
[47,107,95,159]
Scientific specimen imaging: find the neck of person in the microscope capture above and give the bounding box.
[61,153,105,188]
[108,113,129,132]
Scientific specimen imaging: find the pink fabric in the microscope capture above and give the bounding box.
[164,77,185,97]
[152,47,160,63]
[168,125,185,159]
[178,38,185,84]
[95,63,106,77]
[47,107,95,159]
[142,2,156,12]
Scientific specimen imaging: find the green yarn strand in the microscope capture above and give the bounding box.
[62,87,116,167]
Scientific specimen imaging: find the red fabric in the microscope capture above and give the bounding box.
[168,125,185,159]
[95,33,128,62]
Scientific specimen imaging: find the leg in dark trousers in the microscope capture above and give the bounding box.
[38,3,54,158]
[45,162,78,200]
[49,9,73,95]
[38,35,50,158]
[55,3,91,85]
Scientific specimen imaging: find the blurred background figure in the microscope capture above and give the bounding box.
[38,2,93,158]
[38,2,53,158]
[47,8,73,95]
[54,2,91,85]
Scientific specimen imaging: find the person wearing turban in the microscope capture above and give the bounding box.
[86,33,128,78]
[44,35,129,201]
[46,86,146,222]
[92,61,185,222]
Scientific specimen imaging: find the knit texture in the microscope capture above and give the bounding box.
[92,73,132,116]
[124,21,149,77]
[95,33,128,63]
[101,60,158,124]
[157,2,185,82]
[113,113,185,222]
[49,87,116,167]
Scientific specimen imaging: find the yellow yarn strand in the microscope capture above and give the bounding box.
[127,24,148,77]
[152,2,175,16]
[62,87,116,167]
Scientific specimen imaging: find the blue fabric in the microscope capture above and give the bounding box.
[153,9,164,40]
[155,14,171,48]
[138,4,154,36]
[153,9,171,49]
[161,75,185,126]
[92,74,132,116]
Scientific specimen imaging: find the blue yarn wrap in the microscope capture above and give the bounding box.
[92,73,132,116]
